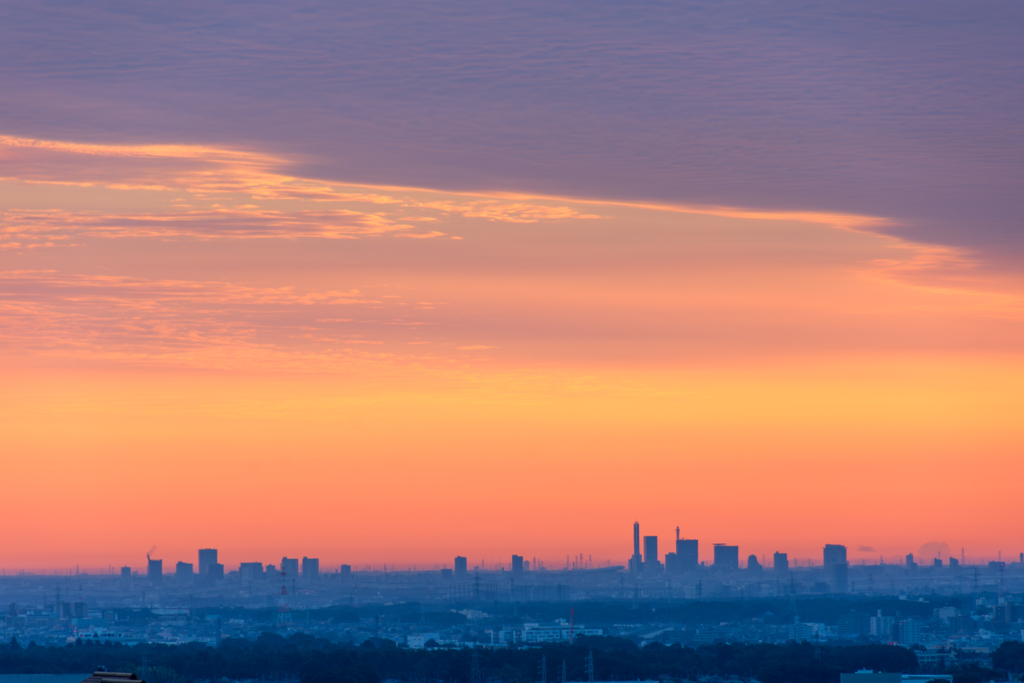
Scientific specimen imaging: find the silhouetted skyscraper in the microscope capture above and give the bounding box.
[747,555,762,571]
[147,558,162,581]
[281,557,299,577]
[302,557,319,579]
[773,552,789,571]
[643,536,660,571]
[120,566,131,578]
[340,564,352,577]
[512,555,524,578]
[823,544,847,571]
[198,548,218,577]
[175,561,193,579]
[713,544,739,570]
[630,521,643,574]
[454,556,468,578]
[208,562,224,580]
[676,538,698,570]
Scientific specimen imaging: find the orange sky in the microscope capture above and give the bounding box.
[1,136,1022,573]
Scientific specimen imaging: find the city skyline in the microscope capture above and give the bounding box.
[1,3,1021,575]
[5,531,1022,576]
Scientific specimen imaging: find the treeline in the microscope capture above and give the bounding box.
[0,635,938,683]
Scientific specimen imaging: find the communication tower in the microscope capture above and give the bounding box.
[277,568,291,623]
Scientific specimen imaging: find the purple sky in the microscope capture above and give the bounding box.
[1,0,1021,260]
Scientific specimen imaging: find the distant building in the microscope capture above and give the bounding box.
[664,552,678,572]
[933,558,942,568]
[198,549,218,578]
[823,544,847,570]
[239,562,263,581]
[630,522,643,574]
[897,619,922,646]
[302,557,319,579]
[788,621,823,641]
[208,562,224,580]
[175,562,194,579]
[994,604,1021,625]
[514,622,603,643]
[340,564,352,577]
[838,611,871,637]
[870,611,895,639]
[643,536,661,571]
[906,553,917,569]
[747,555,762,571]
[676,538,698,571]
[440,568,453,580]
[713,544,739,571]
[281,557,299,577]
[407,633,441,649]
[120,566,131,578]
[773,552,789,571]
[511,555,524,578]
[56,602,75,620]
[454,556,468,579]
[949,557,959,568]
[830,562,849,593]
[147,558,162,581]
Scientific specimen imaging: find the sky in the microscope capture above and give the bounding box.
[0,2,1021,573]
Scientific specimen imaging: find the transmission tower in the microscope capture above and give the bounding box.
[277,568,291,623]
[471,648,481,683]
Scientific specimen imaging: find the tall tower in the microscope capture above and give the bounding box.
[277,566,291,623]
[631,521,643,574]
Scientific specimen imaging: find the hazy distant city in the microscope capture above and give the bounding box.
[3,523,1022,666]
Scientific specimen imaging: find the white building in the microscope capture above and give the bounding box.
[406,633,441,649]
[497,622,603,644]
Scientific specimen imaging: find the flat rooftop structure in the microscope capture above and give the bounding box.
[79,673,146,683]
[841,672,953,683]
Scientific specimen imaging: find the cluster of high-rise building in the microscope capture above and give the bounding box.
[628,522,711,574]
[138,549,322,582]
[628,522,854,592]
